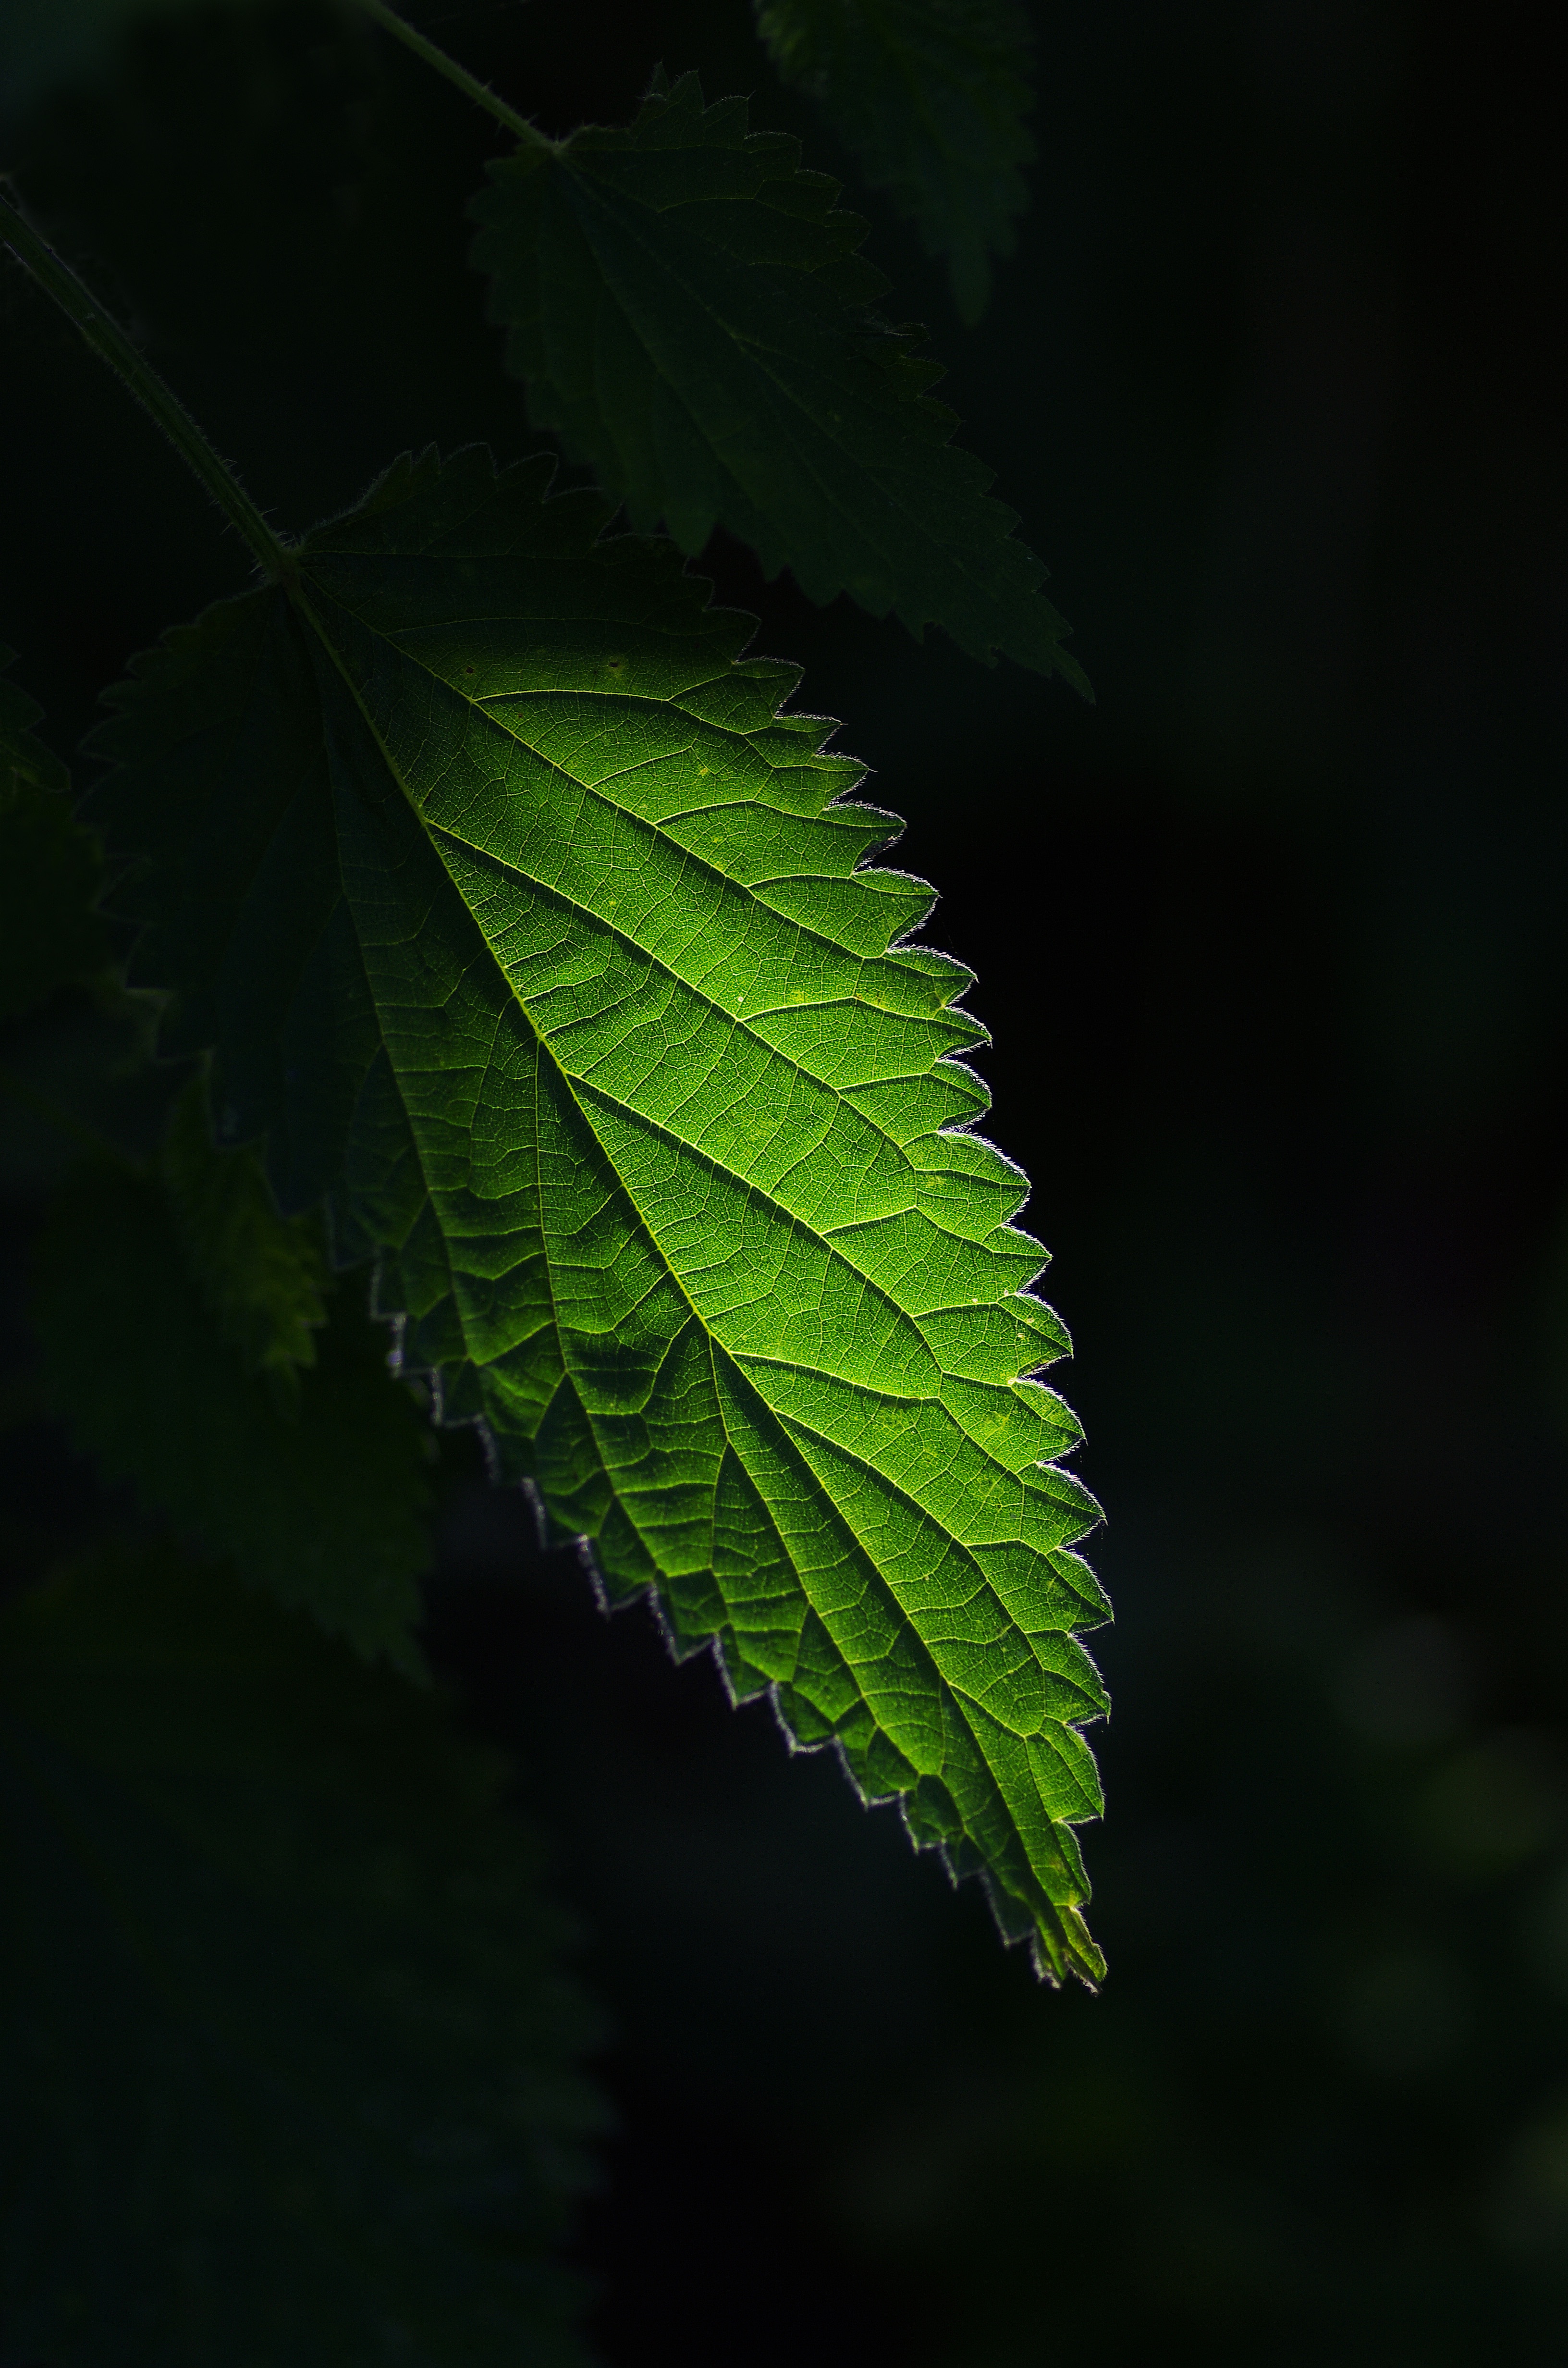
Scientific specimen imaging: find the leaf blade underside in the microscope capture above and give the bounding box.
[756,0,1036,325]
[86,448,1108,1982]
[469,70,1088,691]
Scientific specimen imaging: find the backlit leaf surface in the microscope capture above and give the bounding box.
[470,70,1086,688]
[756,0,1035,324]
[87,447,1108,1980]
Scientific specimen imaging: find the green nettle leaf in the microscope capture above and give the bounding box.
[470,69,1087,690]
[756,0,1035,325]
[163,1073,330,1406]
[86,445,1108,1982]
[31,1151,433,1670]
[0,1547,601,2367]
[0,643,107,1017]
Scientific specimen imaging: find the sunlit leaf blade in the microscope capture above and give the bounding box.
[756,0,1035,325]
[0,1547,601,2366]
[85,446,1109,1981]
[470,70,1087,689]
[0,643,107,1017]
[31,1155,432,1669]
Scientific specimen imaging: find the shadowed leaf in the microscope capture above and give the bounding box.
[470,69,1086,687]
[31,1151,433,1669]
[162,1073,331,1408]
[756,0,1035,324]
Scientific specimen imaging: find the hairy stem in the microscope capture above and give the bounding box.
[0,188,292,581]
[351,0,554,151]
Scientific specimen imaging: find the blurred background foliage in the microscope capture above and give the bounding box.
[0,0,1563,2359]
[0,1547,601,2364]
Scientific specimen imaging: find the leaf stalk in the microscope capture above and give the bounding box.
[0,188,293,583]
[350,0,554,152]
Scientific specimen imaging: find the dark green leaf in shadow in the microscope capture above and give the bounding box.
[470,69,1086,687]
[30,1153,433,1668]
[756,0,1035,325]
[162,1074,331,1410]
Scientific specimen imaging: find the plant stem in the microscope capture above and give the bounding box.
[0,189,292,581]
[351,0,554,152]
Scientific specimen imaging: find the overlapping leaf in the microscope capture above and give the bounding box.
[163,1073,331,1407]
[0,1546,600,2365]
[0,644,106,1017]
[470,69,1087,688]
[756,0,1035,324]
[86,445,1108,1980]
[32,1136,433,1668]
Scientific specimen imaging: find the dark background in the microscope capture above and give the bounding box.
[2,0,1564,2358]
